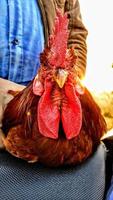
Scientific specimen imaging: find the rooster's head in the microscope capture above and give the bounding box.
[33,10,84,140]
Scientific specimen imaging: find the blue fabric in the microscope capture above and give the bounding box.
[106,177,113,200]
[0,144,106,200]
[0,0,44,85]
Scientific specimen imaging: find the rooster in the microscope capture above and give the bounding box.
[2,11,107,167]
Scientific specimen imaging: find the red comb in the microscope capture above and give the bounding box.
[47,10,69,68]
[40,10,77,69]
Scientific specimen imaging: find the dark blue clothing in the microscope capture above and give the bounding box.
[0,0,44,85]
[106,177,113,200]
[0,144,106,200]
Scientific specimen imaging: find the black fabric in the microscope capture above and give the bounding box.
[0,144,106,200]
[103,139,113,197]
[102,139,113,200]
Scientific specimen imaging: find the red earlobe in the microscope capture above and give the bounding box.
[33,75,44,96]
[75,83,84,95]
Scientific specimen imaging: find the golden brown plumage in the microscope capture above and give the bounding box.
[1,10,107,167]
[2,83,106,167]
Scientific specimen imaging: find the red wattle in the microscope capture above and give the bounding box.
[61,83,82,139]
[38,80,60,139]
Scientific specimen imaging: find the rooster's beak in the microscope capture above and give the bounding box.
[54,69,68,88]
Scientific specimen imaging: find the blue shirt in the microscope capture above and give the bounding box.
[0,0,44,85]
[106,177,113,200]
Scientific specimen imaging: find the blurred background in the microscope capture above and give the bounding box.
[80,0,113,92]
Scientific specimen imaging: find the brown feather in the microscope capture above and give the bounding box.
[2,84,107,167]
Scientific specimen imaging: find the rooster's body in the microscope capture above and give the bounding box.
[2,11,106,167]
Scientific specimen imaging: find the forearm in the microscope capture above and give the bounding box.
[0,78,25,148]
[0,78,25,92]
[65,0,88,79]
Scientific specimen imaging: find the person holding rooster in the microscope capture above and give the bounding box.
[0,0,87,85]
[0,0,107,200]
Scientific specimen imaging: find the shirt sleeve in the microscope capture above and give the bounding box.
[65,0,88,79]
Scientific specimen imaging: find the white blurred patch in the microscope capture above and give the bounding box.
[80,0,113,93]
